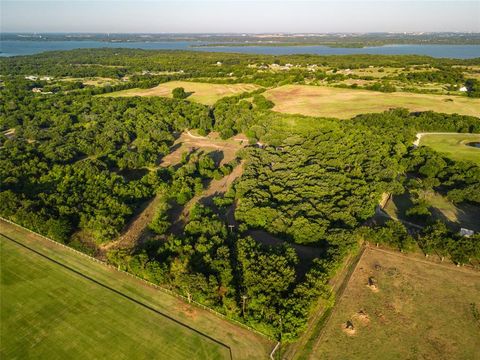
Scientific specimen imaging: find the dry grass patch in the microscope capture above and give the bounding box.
[102,81,260,105]
[311,247,480,360]
[264,85,480,119]
[160,131,247,168]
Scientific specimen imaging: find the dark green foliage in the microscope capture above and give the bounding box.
[172,87,188,99]
[465,78,480,98]
[404,146,480,206]
[235,113,407,245]
[2,49,479,342]
[253,94,274,109]
[365,81,396,92]
[399,68,465,84]
[417,221,480,265]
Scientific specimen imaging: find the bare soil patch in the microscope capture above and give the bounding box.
[98,194,163,256]
[160,131,246,168]
[311,246,480,360]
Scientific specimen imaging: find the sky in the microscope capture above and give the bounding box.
[1,0,479,33]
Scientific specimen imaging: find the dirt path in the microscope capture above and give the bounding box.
[98,194,163,256]
[160,131,247,168]
[170,161,246,235]
[375,205,424,230]
[186,130,206,139]
[100,131,248,253]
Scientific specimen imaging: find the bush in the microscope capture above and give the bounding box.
[172,87,188,99]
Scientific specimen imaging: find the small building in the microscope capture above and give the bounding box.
[459,228,474,237]
[459,86,468,92]
[32,87,43,93]
[25,75,38,81]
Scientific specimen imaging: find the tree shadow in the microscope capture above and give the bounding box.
[208,150,224,167]
[430,208,460,232]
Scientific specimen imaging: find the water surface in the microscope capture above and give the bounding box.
[1,40,479,58]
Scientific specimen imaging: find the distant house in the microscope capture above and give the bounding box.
[32,88,42,93]
[459,86,468,92]
[459,228,474,237]
[25,75,38,81]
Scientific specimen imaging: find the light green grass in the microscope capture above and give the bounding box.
[264,85,480,119]
[0,221,273,360]
[420,133,480,164]
[312,247,480,360]
[101,81,260,105]
[0,238,229,360]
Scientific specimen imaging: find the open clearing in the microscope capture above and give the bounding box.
[161,131,247,167]
[419,133,480,163]
[384,190,480,232]
[101,81,260,105]
[0,220,273,360]
[311,246,480,360]
[264,85,480,119]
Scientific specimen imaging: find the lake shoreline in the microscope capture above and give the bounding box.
[1,40,480,58]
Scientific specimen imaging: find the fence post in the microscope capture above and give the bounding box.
[0,217,275,340]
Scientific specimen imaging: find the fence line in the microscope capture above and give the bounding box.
[0,217,274,341]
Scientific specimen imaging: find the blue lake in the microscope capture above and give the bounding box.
[1,40,479,58]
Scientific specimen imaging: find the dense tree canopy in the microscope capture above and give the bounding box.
[1,49,479,341]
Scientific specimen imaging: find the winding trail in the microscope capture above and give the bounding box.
[98,194,163,256]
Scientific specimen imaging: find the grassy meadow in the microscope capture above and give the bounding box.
[101,81,260,105]
[311,247,480,360]
[0,221,274,360]
[264,85,480,119]
[419,133,480,164]
[383,191,480,232]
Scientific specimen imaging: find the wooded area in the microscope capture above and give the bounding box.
[1,49,479,341]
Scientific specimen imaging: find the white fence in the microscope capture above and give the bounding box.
[0,216,275,342]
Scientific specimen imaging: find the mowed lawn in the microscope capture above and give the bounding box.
[264,85,480,119]
[419,133,480,163]
[102,81,260,105]
[311,247,480,360]
[0,221,274,360]
[0,238,228,360]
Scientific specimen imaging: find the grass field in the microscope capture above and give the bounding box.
[383,190,480,232]
[0,220,273,360]
[419,133,480,163]
[264,85,480,119]
[102,81,260,105]
[311,246,480,360]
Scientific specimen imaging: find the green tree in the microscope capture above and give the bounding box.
[172,87,188,99]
